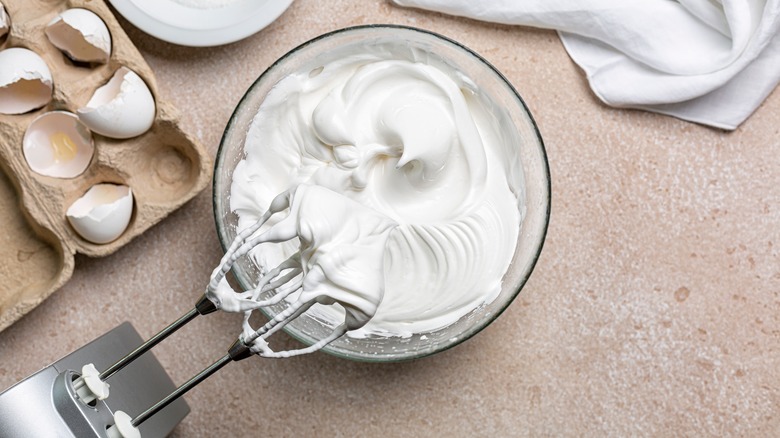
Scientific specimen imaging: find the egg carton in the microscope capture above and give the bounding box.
[0,0,211,332]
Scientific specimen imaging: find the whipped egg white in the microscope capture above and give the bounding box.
[229,44,525,338]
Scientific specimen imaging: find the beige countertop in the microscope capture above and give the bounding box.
[2,0,780,436]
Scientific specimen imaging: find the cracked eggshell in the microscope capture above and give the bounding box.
[66,184,134,244]
[23,111,94,178]
[1,4,9,39]
[45,8,111,63]
[0,48,53,115]
[77,67,155,139]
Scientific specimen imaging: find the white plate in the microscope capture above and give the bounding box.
[107,0,293,47]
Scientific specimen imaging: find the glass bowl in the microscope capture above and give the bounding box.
[213,25,550,362]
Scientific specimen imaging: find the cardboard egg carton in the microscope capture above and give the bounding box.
[0,0,211,332]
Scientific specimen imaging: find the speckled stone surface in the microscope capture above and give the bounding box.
[2,1,780,436]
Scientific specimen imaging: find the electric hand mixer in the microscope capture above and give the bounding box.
[0,186,384,437]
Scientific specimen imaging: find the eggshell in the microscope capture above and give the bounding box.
[23,111,94,178]
[0,4,9,39]
[0,47,53,115]
[66,184,134,244]
[45,8,111,63]
[77,67,155,139]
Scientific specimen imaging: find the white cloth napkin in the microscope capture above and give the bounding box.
[393,0,780,130]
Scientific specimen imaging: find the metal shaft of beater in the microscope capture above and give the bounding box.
[99,294,217,381]
[130,337,253,427]
[131,354,232,427]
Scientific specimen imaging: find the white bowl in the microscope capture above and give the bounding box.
[107,0,293,47]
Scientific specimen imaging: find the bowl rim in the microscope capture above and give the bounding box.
[213,24,551,362]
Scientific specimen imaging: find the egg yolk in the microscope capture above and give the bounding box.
[49,132,78,162]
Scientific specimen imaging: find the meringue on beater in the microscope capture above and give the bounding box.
[207,184,396,357]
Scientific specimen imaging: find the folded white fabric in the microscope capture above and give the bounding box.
[393,0,780,130]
